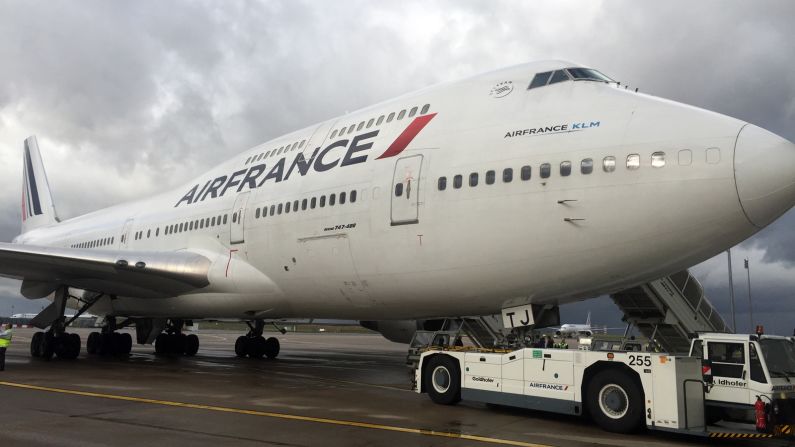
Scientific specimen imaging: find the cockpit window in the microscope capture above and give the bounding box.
[548,70,570,85]
[566,67,614,83]
[528,71,552,89]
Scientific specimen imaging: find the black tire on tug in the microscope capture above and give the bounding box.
[121,333,133,355]
[87,332,100,355]
[586,369,644,433]
[234,336,247,357]
[264,337,280,359]
[424,355,461,405]
[155,333,168,355]
[184,334,199,356]
[31,331,43,357]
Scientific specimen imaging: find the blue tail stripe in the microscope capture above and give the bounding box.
[24,141,42,216]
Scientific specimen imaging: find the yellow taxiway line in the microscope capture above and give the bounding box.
[0,381,551,447]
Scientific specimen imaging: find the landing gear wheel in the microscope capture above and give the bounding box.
[39,333,55,360]
[264,337,280,359]
[234,336,247,357]
[87,332,100,355]
[184,334,199,356]
[120,332,133,355]
[424,355,461,405]
[247,336,267,359]
[155,333,168,355]
[31,331,43,357]
[587,369,644,433]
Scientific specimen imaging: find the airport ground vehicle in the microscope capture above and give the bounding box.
[414,334,795,439]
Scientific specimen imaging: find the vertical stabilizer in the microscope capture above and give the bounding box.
[21,136,59,233]
[585,311,591,326]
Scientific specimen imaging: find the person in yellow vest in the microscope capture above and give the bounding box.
[0,323,12,371]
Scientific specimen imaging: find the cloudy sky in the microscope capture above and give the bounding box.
[1,1,794,333]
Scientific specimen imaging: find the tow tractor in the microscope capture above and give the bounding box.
[411,328,795,439]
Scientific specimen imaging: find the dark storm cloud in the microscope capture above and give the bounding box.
[1,1,795,333]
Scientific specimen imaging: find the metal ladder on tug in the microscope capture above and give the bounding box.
[406,315,503,370]
[610,269,731,354]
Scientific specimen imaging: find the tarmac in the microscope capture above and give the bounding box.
[0,328,788,447]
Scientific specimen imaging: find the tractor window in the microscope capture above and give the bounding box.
[749,343,767,383]
[690,339,703,358]
[707,342,745,378]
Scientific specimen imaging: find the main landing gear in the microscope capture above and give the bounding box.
[155,320,199,356]
[30,287,86,360]
[86,318,133,357]
[235,320,281,359]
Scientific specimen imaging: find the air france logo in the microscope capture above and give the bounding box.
[527,382,569,391]
[504,121,601,138]
[175,114,436,207]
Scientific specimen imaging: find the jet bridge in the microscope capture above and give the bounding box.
[611,270,731,354]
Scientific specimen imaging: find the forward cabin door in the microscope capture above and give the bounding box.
[230,192,250,244]
[390,155,423,225]
[120,218,134,249]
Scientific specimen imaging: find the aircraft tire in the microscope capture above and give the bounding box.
[173,334,187,355]
[264,337,280,359]
[40,333,54,360]
[155,333,168,355]
[67,333,81,359]
[31,331,43,357]
[184,334,199,356]
[248,336,266,359]
[586,369,644,433]
[234,336,247,357]
[424,355,461,405]
[121,333,133,355]
[87,332,100,355]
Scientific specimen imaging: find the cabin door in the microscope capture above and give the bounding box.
[390,155,423,225]
[230,192,250,244]
[120,218,134,249]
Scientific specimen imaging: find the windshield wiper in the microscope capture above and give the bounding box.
[770,370,793,382]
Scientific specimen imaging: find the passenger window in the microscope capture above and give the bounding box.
[387,112,395,123]
[581,158,593,174]
[603,156,616,172]
[320,196,326,207]
[155,229,159,237]
[560,161,572,176]
[750,343,767,383]
[269,205,275,216]
[651,152,665,168]
[302,199,308,210]
[310,198,317,209]
[299,140,305,148]
[205,218,210,227]
[453,175,462,189]
[347,125,354,135]
[421,104,430,114]
[469,173,478,187]
[376,116,384,125]
[357,121,364,131]
[521,166,531,181]
[397,110,406,120]
[245,156,251,164]
[291,142,298,150]
[293,200,299,211]
[540,163,551,178]
[366,118,374,128]
[528,71,552,89]
[485,170,495,185]
[255,208,261,219]
[395,183,404,197]
[277,204,283,214]
[350,190,357,202]
[438,176,447,191]
[503,168,513,183]
[340,192,346,204]
[409,106,418,117]
[706,147,721,164]
[626,154,640,170]
[548,70,569,85]
[285,202,291,213]
[678,149,692,166]
[708,342,745,378]
[262,206,268,217]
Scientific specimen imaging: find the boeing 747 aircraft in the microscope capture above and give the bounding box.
[2,60,794,360]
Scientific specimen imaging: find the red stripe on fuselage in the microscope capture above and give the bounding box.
[376,113,437,160]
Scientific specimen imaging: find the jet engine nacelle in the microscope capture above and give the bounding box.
[360,319,445,344]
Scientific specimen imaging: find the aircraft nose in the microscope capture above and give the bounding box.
[734,124,795,228]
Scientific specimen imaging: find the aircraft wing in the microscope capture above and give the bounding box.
[0,242,211,299]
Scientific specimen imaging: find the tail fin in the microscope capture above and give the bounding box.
[585,311,591,326]
[21,136,59,233]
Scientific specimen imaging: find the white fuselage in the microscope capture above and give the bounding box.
[12,61,795,321]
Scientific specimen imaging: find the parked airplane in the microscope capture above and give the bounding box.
[555,312,595,337]
[1,60,794,360]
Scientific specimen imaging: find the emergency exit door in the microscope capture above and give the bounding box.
[391,155,423,225]
[230,192,250,244]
